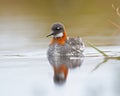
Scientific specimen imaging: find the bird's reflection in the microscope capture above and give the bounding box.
[47,55,84,84]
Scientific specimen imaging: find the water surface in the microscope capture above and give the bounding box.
[0,39,120,96]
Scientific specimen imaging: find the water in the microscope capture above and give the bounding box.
[0,0,120,96]
[0,39,120,96]
[0,19,120,96]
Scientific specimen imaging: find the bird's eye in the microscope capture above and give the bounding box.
[56,27,60,30]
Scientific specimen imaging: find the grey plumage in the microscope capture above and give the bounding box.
[47,37,85,56]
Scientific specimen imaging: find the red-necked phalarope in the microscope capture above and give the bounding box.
[47,23,85,56]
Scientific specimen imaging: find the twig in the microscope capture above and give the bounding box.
[87,42,109,57]
[108,20,120,30]
[91,58,108,72]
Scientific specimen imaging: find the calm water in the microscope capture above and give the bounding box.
[0,0,120,96]
[0,39,120,96]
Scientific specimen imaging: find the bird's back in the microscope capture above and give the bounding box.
[47,37,85,56]
[66,37,85,53]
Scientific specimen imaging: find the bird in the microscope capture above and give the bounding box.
[46,23,85,56]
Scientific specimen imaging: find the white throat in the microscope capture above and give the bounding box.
[54,32,63,38]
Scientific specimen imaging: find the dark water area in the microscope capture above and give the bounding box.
[0,0,120,96]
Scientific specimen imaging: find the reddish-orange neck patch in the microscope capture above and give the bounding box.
[53,64,68,79]
[50,31,67,45]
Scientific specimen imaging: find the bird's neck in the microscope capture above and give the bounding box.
[50,32,67,45]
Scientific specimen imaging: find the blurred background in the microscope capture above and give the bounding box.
[0,0,120,49]
[0,1,120,96]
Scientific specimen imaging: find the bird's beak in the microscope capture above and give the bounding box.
[46,31,56,37]
[46,33,54,37]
